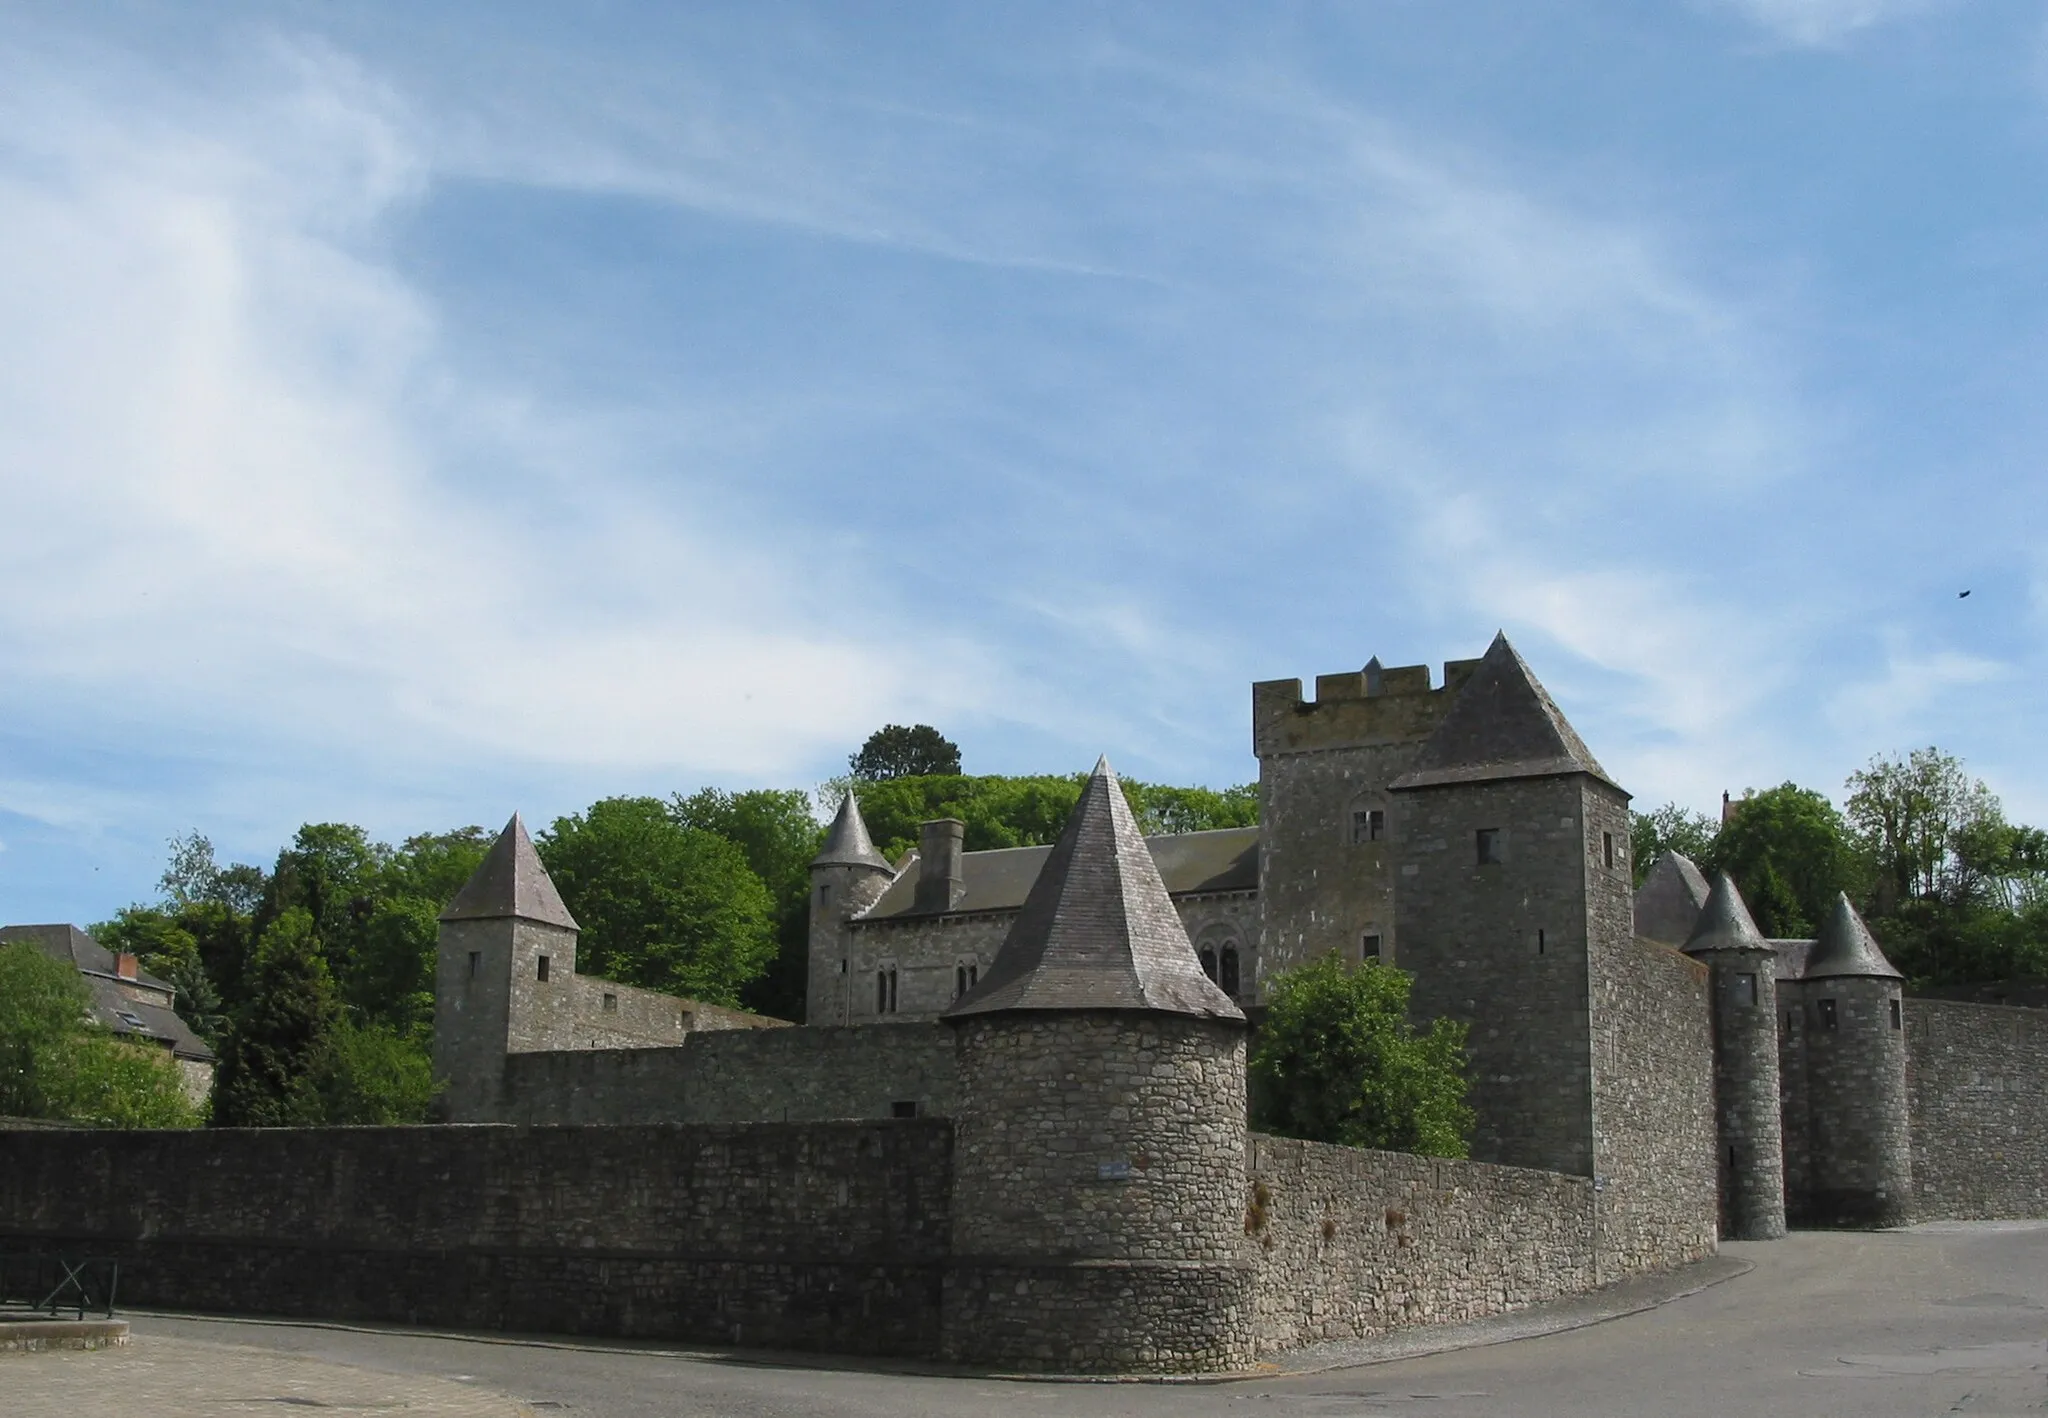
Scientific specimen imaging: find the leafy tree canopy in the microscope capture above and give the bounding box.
[1713,784,1861,938]
[842,772,1257,862]
[0,942,200,1128]
[212,907,343,1128]
[850,724,962,780]
[671,788,823,1021]
[538,796,777,1008]
[1249,953,1473,1158]
[1629,802,1718,888]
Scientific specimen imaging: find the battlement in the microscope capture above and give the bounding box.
[1252,656,1481,756]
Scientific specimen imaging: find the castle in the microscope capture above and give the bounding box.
[6,635,2044,1373]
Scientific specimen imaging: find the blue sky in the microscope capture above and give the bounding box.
[4,0,2047,924]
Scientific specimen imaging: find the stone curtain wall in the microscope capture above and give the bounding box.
[497,1023,959,1125]
[847,914,1011,1023]
[0,1122,952,1356]
[1907,1000,2048,1220]
[1590,933,1718,1274]
[1245,1135,1594,1350]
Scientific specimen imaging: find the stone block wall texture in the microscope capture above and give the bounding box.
[496,1023,959,1125]
[944,1012,1255,1372]
[0,1122,952,1356]
[1906,1000,2048,1220]
[1695,948,1785,1239]
[1244,1134,1595,1350]
[1252,668,1454,985]
[1590,933,1718,1275]
[1395,776,1597,1178]
[1791,976,1912,1227]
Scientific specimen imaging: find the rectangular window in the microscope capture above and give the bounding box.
[602,992,618,1013]
[888,968,898,1013]
[1476,828,1503,865]
[1890,997,1902,1030]
[890,1100,919,1119]
[956,965,968,1000]
[1350,809,1387,844]
[1603,831,1615,870]
[819,883,832,910]
[1817,998,1837,1031]
[537,955,550,982]
[1361,933,1383,961]
[1537,929,1546,955]
[1738,973,1757,1006]
[467,951,481,979]
[877,970,888,1013]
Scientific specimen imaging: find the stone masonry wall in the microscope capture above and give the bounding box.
[1906,999,2048,1220]
[1395,775,1596,1177]
[1245,1134,1595,1351]
[0,1122,952,1356]
[497,1023,958,1124]
[1590,932,1718,1275]
[1793,975,1912,1227]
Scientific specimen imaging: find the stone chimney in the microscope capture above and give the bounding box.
[115,952,138,980]
[913,818,966,914]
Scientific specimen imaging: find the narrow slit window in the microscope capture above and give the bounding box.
[1890,998,1902,1030]
[955,965,967,1000]
[888,967,898,1014]
[968,963,977,987]
[1603,831,1615,870]
[1738,973,1757,1006]
[467,951,481,979]
[1199,947,1218,983]
[1817,998,1838,1031]
[877,969,888,1014]
[1537,929,1546,955]
[1220,947,1240,996]
[536,955,550,982]
[1476,828,1503,865]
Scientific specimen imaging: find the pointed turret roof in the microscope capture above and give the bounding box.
[1683,872,1772,956]
[1803,893,1903,981]
[439,814,579,930]
[812,793,891,872]
[1635,852,1711,947]
[944,757,1244,1021]
[1390,633,1620,792]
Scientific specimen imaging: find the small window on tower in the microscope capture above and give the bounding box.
[1361,933,1383,961]
[602,992,618,1013]
[1817,998,1837,1030]
[467,951,481,979]
[1603,832,1615,870]
[820,883,832,910]
[537,955,550,982]
[1537,929,1546,955]
[1890,998,1902,1030]
[1738,973,1757,1006]
[1476,828,1503,865]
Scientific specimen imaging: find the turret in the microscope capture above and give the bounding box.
[1682,873,1786,1240]
[1794,893,1911,1227]
[806,794,897,1025]
[434,814,581,1121]
[940,757,1251,1373]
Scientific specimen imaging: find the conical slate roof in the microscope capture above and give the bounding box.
[812,793,891,871]
[944,757,1244,1022]
[440,814,579,930]
[1391,633,1620,792]
[1635,851,1711,947]
[1682,872,1773,956]
[1804,893,1903,981]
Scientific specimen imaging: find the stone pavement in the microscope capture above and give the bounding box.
[0,1332,532,1418]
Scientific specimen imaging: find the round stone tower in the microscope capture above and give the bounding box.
[1799,892,1911,1228]
[1682,872,1786,1240]
[804,793,897,1025]
[940,757,1251,1374]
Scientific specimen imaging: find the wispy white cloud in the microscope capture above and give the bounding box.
[1705,0,1949,48]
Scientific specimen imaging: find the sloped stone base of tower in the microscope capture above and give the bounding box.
[940,1259,1256,1373]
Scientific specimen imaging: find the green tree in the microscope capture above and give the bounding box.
[306,1021,437,1124]
[538,797,777,1007]
[1847,748,2002,910]
[0,943,199,1127]
[347,896,443,1037]
[1126,782,1259,836]
[1250,953,1473,1158]
[850,724,962,780]
[1629,802,1719,887]
[1716,784,1859,938]
[211,908,342,1127]
[840,772,1260,864]
[671,788,823,1021]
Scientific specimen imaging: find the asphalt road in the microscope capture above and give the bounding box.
[122,1223,2048,1417]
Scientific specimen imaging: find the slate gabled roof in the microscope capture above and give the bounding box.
[0,923,174,993]
[440,814,579,930]
[1804,893,1904,981]
[812,793,892,872]
[944,758,1244,1022]
[1634,852,1711,947]
[1390,632,1621,793]
[1682,872,1773,956]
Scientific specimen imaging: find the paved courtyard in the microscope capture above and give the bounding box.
[4,1223,2044,1417]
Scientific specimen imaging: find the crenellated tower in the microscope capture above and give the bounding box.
[1682,872,1787,1240]
[805,794,898,1025]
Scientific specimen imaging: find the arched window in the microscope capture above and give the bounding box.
[1220,946,1240,996]
[1199,947,1218,983]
